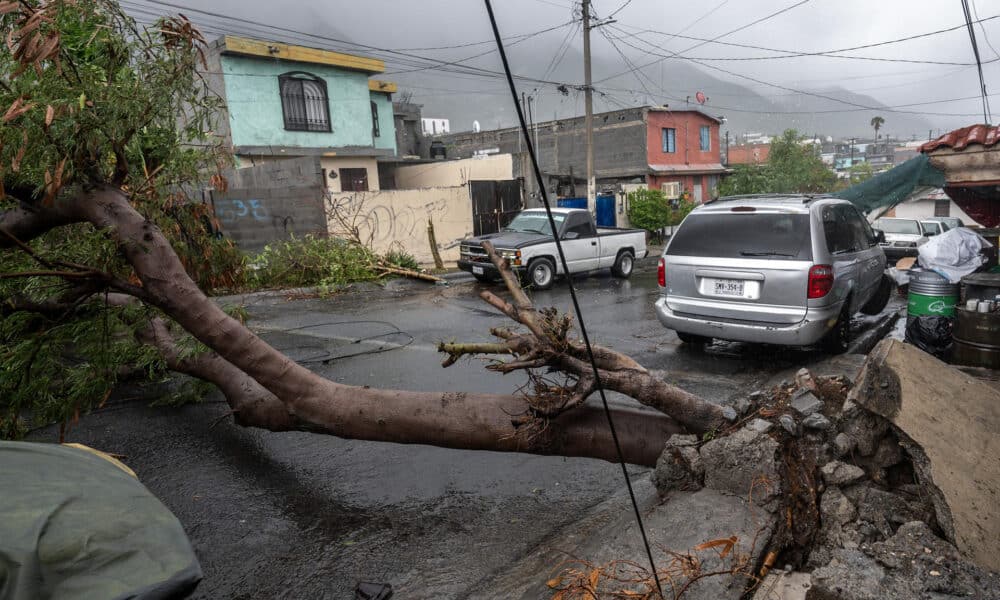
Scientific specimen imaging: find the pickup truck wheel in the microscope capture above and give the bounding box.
[611,250,634,278]
[527,258,556,290]
[860,275,893,315]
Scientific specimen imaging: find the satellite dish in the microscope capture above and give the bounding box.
[695,91,707,104]
[473,120,481,133]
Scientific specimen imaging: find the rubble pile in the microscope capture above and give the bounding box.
[653,354,1000,600]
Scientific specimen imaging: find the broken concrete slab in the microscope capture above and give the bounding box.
[701,425,781,507]
[470,481,772,600]
[820,461,865,486]
[850,339,1000,571]
[808,522,1000,600]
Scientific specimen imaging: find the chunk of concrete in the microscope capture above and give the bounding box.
[794,367,819,394]
[790,388,823,416]
[833,432,854,457]
[820,486,857,528]
[820,461,865,486]
[752,571,812,600]
[701,426,780,507]
[748,418,773,433]
[779,414,799,436]
[802,413,831,430]
[808,522,1000,600]
[653,435,703,496]
[850,339,1000,571]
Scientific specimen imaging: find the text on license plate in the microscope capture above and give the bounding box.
[713,279,744,296]
[472,265,484,275]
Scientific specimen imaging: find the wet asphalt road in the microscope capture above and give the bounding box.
[29,270,890,599]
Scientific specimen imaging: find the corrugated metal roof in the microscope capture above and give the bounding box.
[919,124,1000,153]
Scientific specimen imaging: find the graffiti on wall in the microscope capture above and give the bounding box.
[327,188,474,264]
[329,194,451,244]
[214,197,299,234]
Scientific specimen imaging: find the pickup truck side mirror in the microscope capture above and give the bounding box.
[563,231,579,240]
[873,229,885,244]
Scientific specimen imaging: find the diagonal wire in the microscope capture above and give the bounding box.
[961,0,993,122]
[482,0,665,597]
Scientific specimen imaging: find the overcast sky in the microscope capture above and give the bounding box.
[128,0,1000,135]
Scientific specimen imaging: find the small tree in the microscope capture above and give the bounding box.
[627,188,670,242]
[718,129,836,196]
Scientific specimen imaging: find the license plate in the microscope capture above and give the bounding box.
[472,266,484,275]
[713,279,745,297]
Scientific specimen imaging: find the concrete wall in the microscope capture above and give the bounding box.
[321,156,380,193]
[221,54,374,149]
[326,186,473,265]
[891,197,982,226]
[393,155,513,189]
[213,156,327,252]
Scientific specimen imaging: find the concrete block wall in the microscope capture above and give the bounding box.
[213,156,327,252]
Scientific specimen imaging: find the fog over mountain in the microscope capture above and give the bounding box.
[126,0,998,141]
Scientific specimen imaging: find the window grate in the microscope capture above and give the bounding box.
[279,72,331,132]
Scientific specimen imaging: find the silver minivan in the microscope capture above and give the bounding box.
[655,195,890,352]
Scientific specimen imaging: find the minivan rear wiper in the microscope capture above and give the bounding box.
[739,251,796,257]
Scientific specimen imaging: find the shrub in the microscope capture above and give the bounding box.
[627,189,671,236]
[251,235,378,290]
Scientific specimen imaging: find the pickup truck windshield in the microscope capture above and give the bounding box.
[666,213,812,260]
[873,219,921,235]
[503,213,566,236]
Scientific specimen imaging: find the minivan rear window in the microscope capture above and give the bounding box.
[666,213,813,260]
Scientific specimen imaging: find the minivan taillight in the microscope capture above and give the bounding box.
[808,265,833,299]
[657,258,666,287]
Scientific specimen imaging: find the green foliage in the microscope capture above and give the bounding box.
[251,235,379,292]
[846,162,874,185]
[384,248,420,271]
[0,0,237,438]
[719,129,837,196]
[627,189,695,243]
[627,189,671,234]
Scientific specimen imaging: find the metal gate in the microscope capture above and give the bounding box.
[470,180,523,236]
[596,195,616,227]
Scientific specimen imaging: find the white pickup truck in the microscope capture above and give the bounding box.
[458,208,648,289]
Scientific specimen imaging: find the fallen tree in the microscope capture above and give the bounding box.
[0,0,729,465]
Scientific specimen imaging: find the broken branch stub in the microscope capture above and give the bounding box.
[442,239,732,434]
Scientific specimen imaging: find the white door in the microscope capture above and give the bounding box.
[561,212,600,272]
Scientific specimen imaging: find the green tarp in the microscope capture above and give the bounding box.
[834,154,946,214]
[0,442,201,600]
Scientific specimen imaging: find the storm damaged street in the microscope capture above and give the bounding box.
[28,270,902,599]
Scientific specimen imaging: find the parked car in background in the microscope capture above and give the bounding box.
[922,216,965,231]
[656,195,890,353]
[458,208,647,290]
[872,217,929,260]
[920,220,945,236]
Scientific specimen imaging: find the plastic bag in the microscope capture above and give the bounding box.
[917,228,993,283]
[887,266,910,286]
[904,315,954,359]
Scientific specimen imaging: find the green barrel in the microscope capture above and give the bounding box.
[907,270,958,317]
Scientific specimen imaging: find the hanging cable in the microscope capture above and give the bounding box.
[482,1,665,596]
[961,0,993,123]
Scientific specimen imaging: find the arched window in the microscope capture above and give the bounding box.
[278,72,331,132]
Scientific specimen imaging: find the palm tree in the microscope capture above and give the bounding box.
[871,116,885,141]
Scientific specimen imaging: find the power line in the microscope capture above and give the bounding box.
[606,15,1000,70]
[602,26,977,116]
[961,0,993,122]
[598,0,812,82]
[605,0,633,19]
[971,0,1000,59]
[483,1,667,597]
[128,0,580,89]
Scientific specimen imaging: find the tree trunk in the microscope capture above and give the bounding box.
[2,188,687,465]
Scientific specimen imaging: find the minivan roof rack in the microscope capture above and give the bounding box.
[705,193,832,205]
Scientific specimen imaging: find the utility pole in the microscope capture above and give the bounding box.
[724,131,730,166]
[849,137,856,166]
[583,0,595,213]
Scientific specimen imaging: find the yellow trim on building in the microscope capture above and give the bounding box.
[368,79,398,93]
[222,35,384,74]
